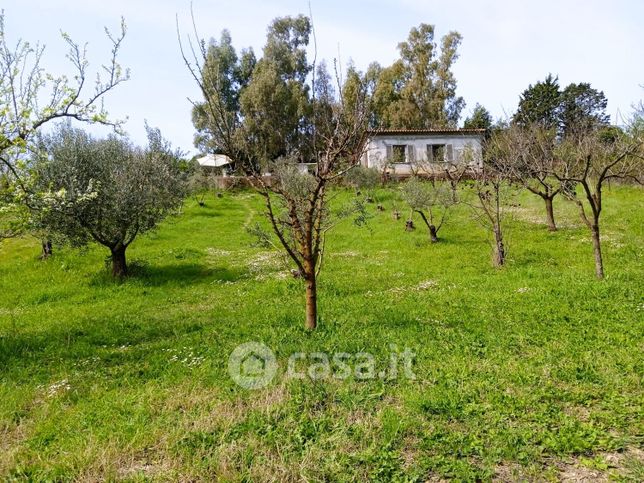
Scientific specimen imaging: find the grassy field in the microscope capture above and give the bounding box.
[0,185,643,481]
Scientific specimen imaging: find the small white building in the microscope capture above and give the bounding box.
[362,129,485,176]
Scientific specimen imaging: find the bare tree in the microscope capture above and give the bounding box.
[443,163,469,202]
[551,126,642,279]
[489,124,563,231]
[440,142,482,202]
[463,143,517,267]
[179,13,370,330]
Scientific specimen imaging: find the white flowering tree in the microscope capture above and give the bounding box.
[28,124,188,277]
[0,12,128,245]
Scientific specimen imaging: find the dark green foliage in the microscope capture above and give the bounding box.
[513,74,609,137]
[514,74,562,130]
[463,103,493,130]
[560,83,610,137]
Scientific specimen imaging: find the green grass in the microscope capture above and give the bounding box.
[1,185,643,481]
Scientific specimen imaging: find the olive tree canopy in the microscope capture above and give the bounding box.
[28,124,188,277]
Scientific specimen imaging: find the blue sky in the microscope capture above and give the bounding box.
[4,0,643,155]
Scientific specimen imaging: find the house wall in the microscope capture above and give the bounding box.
[362,134,483,176]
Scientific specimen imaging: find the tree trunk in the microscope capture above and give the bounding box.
[590,223,604,280]
[493,225,505,267]
[111,246,128,278]
[305,275,317,330]
[450,181,458,203]
[416,210,436,241]
[40,240,53,259]
[429,225,438,243]
[544,196,557,232]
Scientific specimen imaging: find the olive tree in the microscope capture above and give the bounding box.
[401,177,454,242]
[187,165,218,207]
[29,124,187,277]
[344,165,380,201]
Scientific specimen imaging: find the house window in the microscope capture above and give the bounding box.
[385,144,416,164]
[392,144,406,163]
[428,144,444,163]
[427,144,454,163]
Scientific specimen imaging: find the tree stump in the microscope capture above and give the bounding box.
[392,210,401,220]
[405,220,415,231]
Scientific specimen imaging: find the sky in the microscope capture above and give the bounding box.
[4,0,644,155]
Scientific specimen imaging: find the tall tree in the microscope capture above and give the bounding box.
[513,74,561,130]
[239,15,312,164]
[371,61,408,128]
[463,103,493,130]
[190,30,255,156]
[559,83,609,138]
[513,75,609,137]
[371,24,464,129]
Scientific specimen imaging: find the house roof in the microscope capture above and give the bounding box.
[368,128,485,135]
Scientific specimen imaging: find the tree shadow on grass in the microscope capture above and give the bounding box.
[0,310,211,376]
[132,262,245,286]
[0,263,245,372]
[188,208,221,218]
[88,261,248,287]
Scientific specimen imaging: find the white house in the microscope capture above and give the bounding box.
[362,129,485,176]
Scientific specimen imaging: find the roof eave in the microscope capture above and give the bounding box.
[367,128,485,135]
